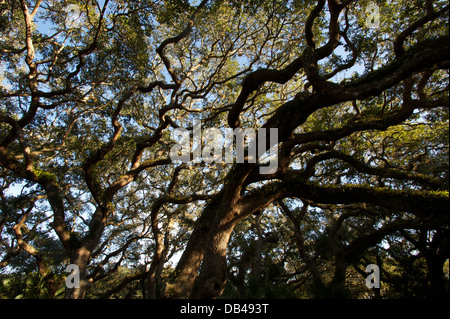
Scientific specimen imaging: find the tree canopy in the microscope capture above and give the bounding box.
[0,0,449,299]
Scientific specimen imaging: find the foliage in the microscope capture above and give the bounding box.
[0,0,448,299]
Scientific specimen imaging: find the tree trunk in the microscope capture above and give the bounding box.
[170,166,259,299]
[46,274,64,299]
[168,202,217,298]
[426,255,448,298]
[327,255,350,298]
[148,233,164,299]
[65,247,91,299]
[192,215,237,299]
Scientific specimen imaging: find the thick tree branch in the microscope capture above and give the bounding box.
[265,37,449,143]
[393,4,449,57]
[303,150,444,190]
[242,178,449,218]
[156,0,209,88]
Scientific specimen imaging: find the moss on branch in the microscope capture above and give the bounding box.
[247,177,449,217]
[32,168,58,185]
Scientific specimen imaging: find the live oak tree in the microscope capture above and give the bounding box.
[0,0,448,299]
